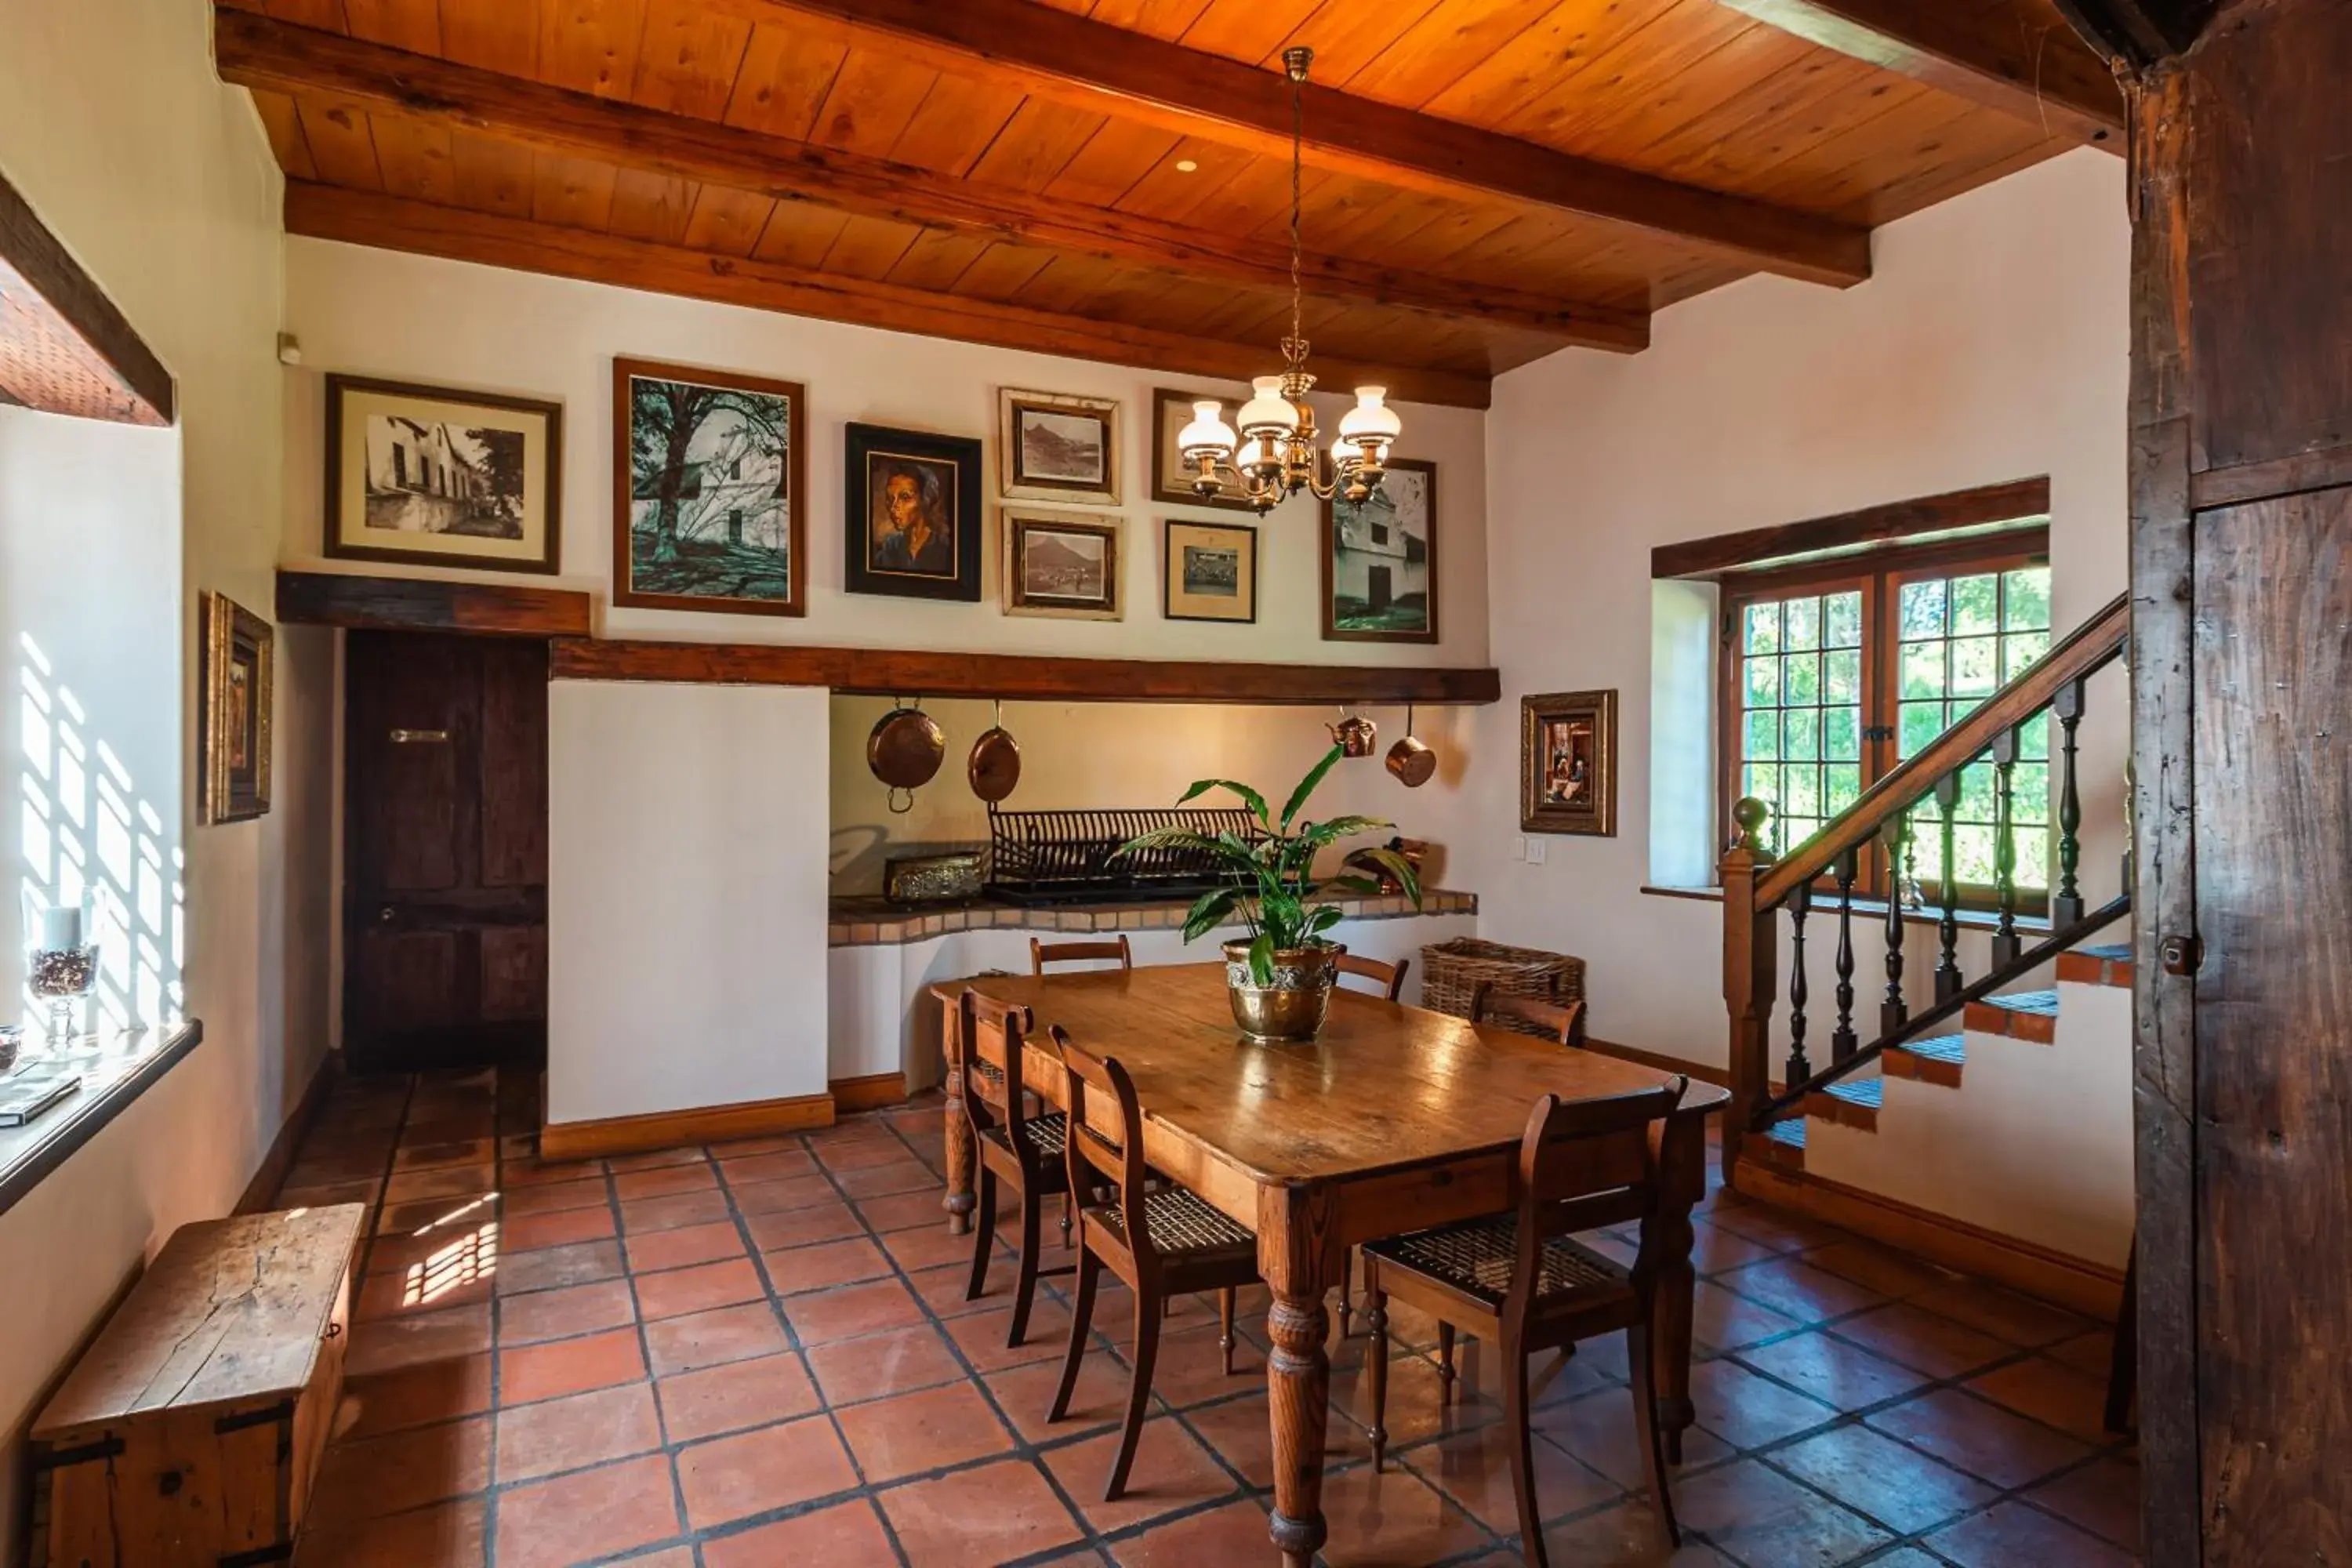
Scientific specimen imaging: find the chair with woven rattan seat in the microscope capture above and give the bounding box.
[958,989,1077,1348]
[1030,935,1133,976]
[1046,1025,1258,1501]
[1361,1078,1690,1566]
[1334,949,1410,1002]
[1472,979,1588,1049]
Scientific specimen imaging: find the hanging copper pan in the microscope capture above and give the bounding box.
[1387,704,1436,788]
[868,699,945,813]
[968,699,1022,804]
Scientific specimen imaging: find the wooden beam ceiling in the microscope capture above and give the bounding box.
[284,183,1495,408]
[0,167,172,425]
[2053,0,2220,67]
[1712,0,2127,145]
[739,0,1875,288]
[216,12,1647,353]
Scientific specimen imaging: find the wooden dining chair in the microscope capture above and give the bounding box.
[1361,1079,1690,1565]
[1031,935,1134,976]
[1472,979,1588,1048]
[1334,950,1410,1002]
[1046,1025,1259,1501]
[957,989,1075,1348]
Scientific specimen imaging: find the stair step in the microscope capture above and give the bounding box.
[1760,1117,1807,1169]
[1800,1074,1883,1132]
[1885,1031,1966,1087]
[1822,1077,1883,1110]
[2056,942,2135,989]
[1965,989,2060,1044]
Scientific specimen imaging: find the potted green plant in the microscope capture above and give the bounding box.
[1115,744,1424,1042]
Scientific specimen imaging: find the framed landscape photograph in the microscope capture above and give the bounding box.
[1322,458,1436,644]
[324,375,561,574]
[1162,518,1257,623]
[201,592,274,825]
[1004,510,1123,620]
[1521,688,1617,837]
[1150,387,1254,511]
[844,423,982,602]
[614,358,808,617]
[1000,388,1120,506]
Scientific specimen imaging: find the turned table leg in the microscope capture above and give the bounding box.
[1652,1111,1705,1463]
[942,1003,975,1234]
[1261,1185,1336,1566]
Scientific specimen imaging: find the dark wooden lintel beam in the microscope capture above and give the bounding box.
[276,571,593,637]
[551,637,1502,706]
[1713,0,2126,144]
[746,0,1871,287]
[1650,477,2053,579]
[215,12,1646,352]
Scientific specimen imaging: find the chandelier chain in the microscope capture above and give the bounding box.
[1287,58,1305,366]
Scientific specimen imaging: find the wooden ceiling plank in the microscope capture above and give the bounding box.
[438,0,540,74]
[964,97,1112,194]
[536,0,650,100]
[679,183,777,252]
[748,198,853,267]
[448,130,538,216]
[1501,0,1758,149]
[341,0,437,52]
[740,0,1871,284]
[1342,0,1571,111]
[816,211,925,278]
[806,49,937,157]
[529,149,620,228]
[1423,0,1683,127]
[1707,0,2125,145]
[370,114,458,203]
[884,227,995,292]
[1278,0,1450,86]
[292,96,386,188]
[884,71,1029,176]
[218,14,1649,348]
[948,240,1062,302]
[629,0,755,118]
[263,0,350,28]
[281,182,1495,405]
[1040,118,1188,207]
[721,20,847,140]
[250,89,321,180]
[607,167,702,243]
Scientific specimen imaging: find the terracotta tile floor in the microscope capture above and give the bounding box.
[278,1069,2141,1566]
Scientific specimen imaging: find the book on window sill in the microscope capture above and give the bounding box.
[0,1070,83,1127]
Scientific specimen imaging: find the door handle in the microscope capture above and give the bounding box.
[378,907,396,924]
[389,728,450,744]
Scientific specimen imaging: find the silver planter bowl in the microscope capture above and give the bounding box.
[1221,942,1339,1043]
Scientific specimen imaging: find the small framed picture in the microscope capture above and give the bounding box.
[1150,387,1254,512]
[1162,518,1258,624]
[324,376,562,574]
[201,592,274,824]
[615,358,808,617]
[1522,688,1617,837]
[1322,458,1437,644]
[1004,510,1123,620]
[844,423,982,602]
[1000,388,1120,506]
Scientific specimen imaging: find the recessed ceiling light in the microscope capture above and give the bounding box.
[1175,159,1199,173]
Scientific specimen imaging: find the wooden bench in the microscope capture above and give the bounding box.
[29,1204,366,1567]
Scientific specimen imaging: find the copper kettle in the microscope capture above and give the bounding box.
[1329,713,1378,757]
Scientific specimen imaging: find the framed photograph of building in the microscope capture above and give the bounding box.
[614,358,808,617]
[324,375,562,574]
[999,388,1120,506]
[1150,387,1254,511]
[1321,459,1436,644]
[1004,510,1123,620]
[201,591,274,824]
[844,423,983,602]
[1162,518,1257,623]
[1521,688,1617,837]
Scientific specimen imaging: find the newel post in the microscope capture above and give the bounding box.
[1719,797,1777,1186]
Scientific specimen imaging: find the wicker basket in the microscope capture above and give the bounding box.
[1419,937,1585,1023]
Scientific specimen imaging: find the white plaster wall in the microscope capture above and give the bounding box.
[0,0,330,1552]
[827,909,1479,1087]
[548,680,830,1126]
[1472,147,2132,1066]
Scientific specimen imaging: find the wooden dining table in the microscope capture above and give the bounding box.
[930,963,1727,1566]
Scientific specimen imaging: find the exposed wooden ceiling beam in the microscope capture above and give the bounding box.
[0,167,173,425]
[216,12,1646,352]
[1712,0,2126,144]
[2051,0,2218,67]
[736,0,1872,288]
[282,183,1494,408]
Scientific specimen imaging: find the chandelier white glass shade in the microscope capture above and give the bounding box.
[1173,48,1402,514]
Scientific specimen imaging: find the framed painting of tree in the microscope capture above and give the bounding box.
[613,358,809,616]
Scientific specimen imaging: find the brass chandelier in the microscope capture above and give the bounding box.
[1175,46,1402,514]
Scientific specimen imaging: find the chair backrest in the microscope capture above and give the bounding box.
[956,988,1039,1144]
[1031,935,1134,977]
[1473,980,1587,1047]
[1333,950,1409,1002]
[1508,1078,1687,1308]
[1050,1025,1155,1256]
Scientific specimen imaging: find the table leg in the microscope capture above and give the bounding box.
[942,1006,975,1235]
[1266,1290,1331,1567]
[1652,1112,1705,1463]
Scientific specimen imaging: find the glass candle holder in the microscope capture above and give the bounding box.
[30,943,97,1046]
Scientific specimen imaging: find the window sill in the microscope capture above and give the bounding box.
[1639,885,2054,935]
[0,1019,205,1219]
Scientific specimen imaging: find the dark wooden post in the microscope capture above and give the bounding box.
[1719,797,1777,1185]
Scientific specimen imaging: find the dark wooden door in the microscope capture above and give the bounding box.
[344,632,547,1072]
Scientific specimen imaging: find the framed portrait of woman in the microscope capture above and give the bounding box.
[844,423,984,602]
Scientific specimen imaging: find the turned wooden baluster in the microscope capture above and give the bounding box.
[1721,797,1778,1182]
[2053,678,2086,927]
[1882,816,1911,1038]
[1786,880,1813,1087]
[1991,728,2022,969]
[1831,848,1858,1064]
[1934,773,1964,1003]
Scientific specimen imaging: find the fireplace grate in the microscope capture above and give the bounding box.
[985,804,1261,906]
